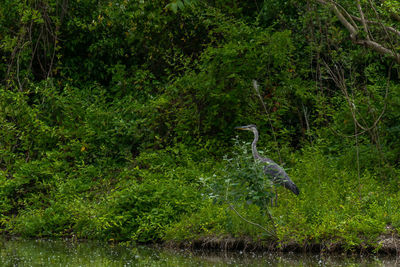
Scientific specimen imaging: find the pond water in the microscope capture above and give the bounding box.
[0,238,399,266]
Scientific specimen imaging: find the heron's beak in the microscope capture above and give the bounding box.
[235,126,248,130]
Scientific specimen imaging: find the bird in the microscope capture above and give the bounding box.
[235,124,299,197]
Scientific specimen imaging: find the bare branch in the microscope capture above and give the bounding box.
[228,204,276,238]
[322,59,389,136]
[356,0,371,40]
[355,39,400,62]
[316,0,400,63]
[330,2,358,37]
[350,15,400,37]
[252,80,282,164]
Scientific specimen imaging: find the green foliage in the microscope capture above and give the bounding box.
[167,145,400,249]
[201,139,275,208]
[272,148,395,249]
[1,0,400,252]
[165,0,198,13]
[164,200,271,241]
[154,15,301,147]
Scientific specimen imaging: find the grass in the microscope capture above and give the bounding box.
[2,140,400,253]
[164,145,400,253]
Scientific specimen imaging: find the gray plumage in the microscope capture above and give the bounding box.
[235,124,299,195]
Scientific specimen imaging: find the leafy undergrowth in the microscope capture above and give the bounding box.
[1,0,400,255]
[2,146,210,242]
[2,124,399,253]
[164,147,400,252]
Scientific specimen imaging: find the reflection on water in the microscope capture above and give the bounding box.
[0,238,399,266]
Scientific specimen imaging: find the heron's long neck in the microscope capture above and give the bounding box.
[251,129,261,160]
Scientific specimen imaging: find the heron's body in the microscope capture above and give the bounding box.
[235,124,299,196]
[262,160,299,195]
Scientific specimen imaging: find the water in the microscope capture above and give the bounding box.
[0,238,399,266]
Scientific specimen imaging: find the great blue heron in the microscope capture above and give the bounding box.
[235,124,299,197]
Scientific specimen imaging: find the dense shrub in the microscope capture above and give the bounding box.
[0,0,399,251]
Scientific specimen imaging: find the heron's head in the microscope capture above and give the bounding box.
[235,124,257,132]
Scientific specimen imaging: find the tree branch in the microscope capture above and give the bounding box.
[350,15,400,37]
[356,0,370,40]
[355,39,400,62]
[330,2,358,37]
[228,203,277,238]
[316,0,400,63]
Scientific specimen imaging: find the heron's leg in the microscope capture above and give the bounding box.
[270,186,274,207]
[270,187,278,207]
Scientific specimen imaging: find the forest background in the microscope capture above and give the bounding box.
[1,0,400,252]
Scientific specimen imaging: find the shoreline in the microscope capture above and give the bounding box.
[2,232,400,255]
[164,234,400,255]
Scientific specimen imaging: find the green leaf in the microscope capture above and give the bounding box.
[166,2,178,13]
[177,0,184,10]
